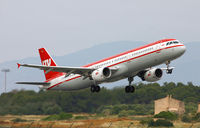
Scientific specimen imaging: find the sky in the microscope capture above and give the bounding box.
[0,0,200,63]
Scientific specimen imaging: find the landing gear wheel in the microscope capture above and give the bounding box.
[166,69,173,74]
[90,85,101,93]
[125,86,135,93]
[125,86,130,93]
[130,86,135,93]
[95,85,100,92]
[91,85,96,93]
[165,61,173,74]
[126,77,135,93]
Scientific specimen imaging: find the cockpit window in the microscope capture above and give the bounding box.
[166,41,179,46]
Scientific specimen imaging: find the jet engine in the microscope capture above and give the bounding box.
[139,68,163,82]
[91,67,111,82]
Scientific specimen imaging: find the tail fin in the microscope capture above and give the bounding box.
[39,48,63,81]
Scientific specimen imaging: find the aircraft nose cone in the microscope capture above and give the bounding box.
[181,45,186,54]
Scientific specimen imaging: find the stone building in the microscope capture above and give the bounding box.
[197,104,200,113]
[154,95,185,115]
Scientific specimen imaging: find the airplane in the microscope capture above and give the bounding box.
[16,39,186,93]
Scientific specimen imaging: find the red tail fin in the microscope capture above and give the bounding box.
[39,48,63,81]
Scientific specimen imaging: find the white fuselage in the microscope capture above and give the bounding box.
[46,40,186,91]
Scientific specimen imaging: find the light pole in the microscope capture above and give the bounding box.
[1,69,10,93]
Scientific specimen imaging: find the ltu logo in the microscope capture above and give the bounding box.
[42,59,51,66]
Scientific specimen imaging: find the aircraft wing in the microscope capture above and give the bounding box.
[17,63,95,76]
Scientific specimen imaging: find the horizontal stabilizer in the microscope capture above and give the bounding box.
[16,82,50,86]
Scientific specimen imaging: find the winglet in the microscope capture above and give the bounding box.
[17,63,21,68]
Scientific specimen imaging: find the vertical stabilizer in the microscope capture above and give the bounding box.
[38,48,63,80]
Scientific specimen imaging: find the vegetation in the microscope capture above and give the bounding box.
[11,118,27,122]
[181,114,192,123]
[140,118,153,125]
[180,113,200,123]
[148,119,174,127]
[154,111,178,121]
[193,113,200,122]
[42,112,73,121]
[0,82,199,115]
[74,116,88,120]
[97,104,154,116]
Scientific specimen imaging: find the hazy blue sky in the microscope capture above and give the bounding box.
[0,0,199,63]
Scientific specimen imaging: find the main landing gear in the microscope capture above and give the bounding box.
[91,85,100,93]
[125,77,135,93]
[166,61,173,74]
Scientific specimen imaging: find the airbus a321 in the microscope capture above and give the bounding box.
[17,39,186,93]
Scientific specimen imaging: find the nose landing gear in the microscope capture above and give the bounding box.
[166,69,173,74]
[125,77,135,93]
[166,61,173,74]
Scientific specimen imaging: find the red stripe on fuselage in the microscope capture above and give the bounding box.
[47,76,81,90]
[83,39,175,67]
[47,43,183,90]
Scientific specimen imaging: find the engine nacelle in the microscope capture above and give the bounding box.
[91,67,111,82]
[143,68,163,82]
